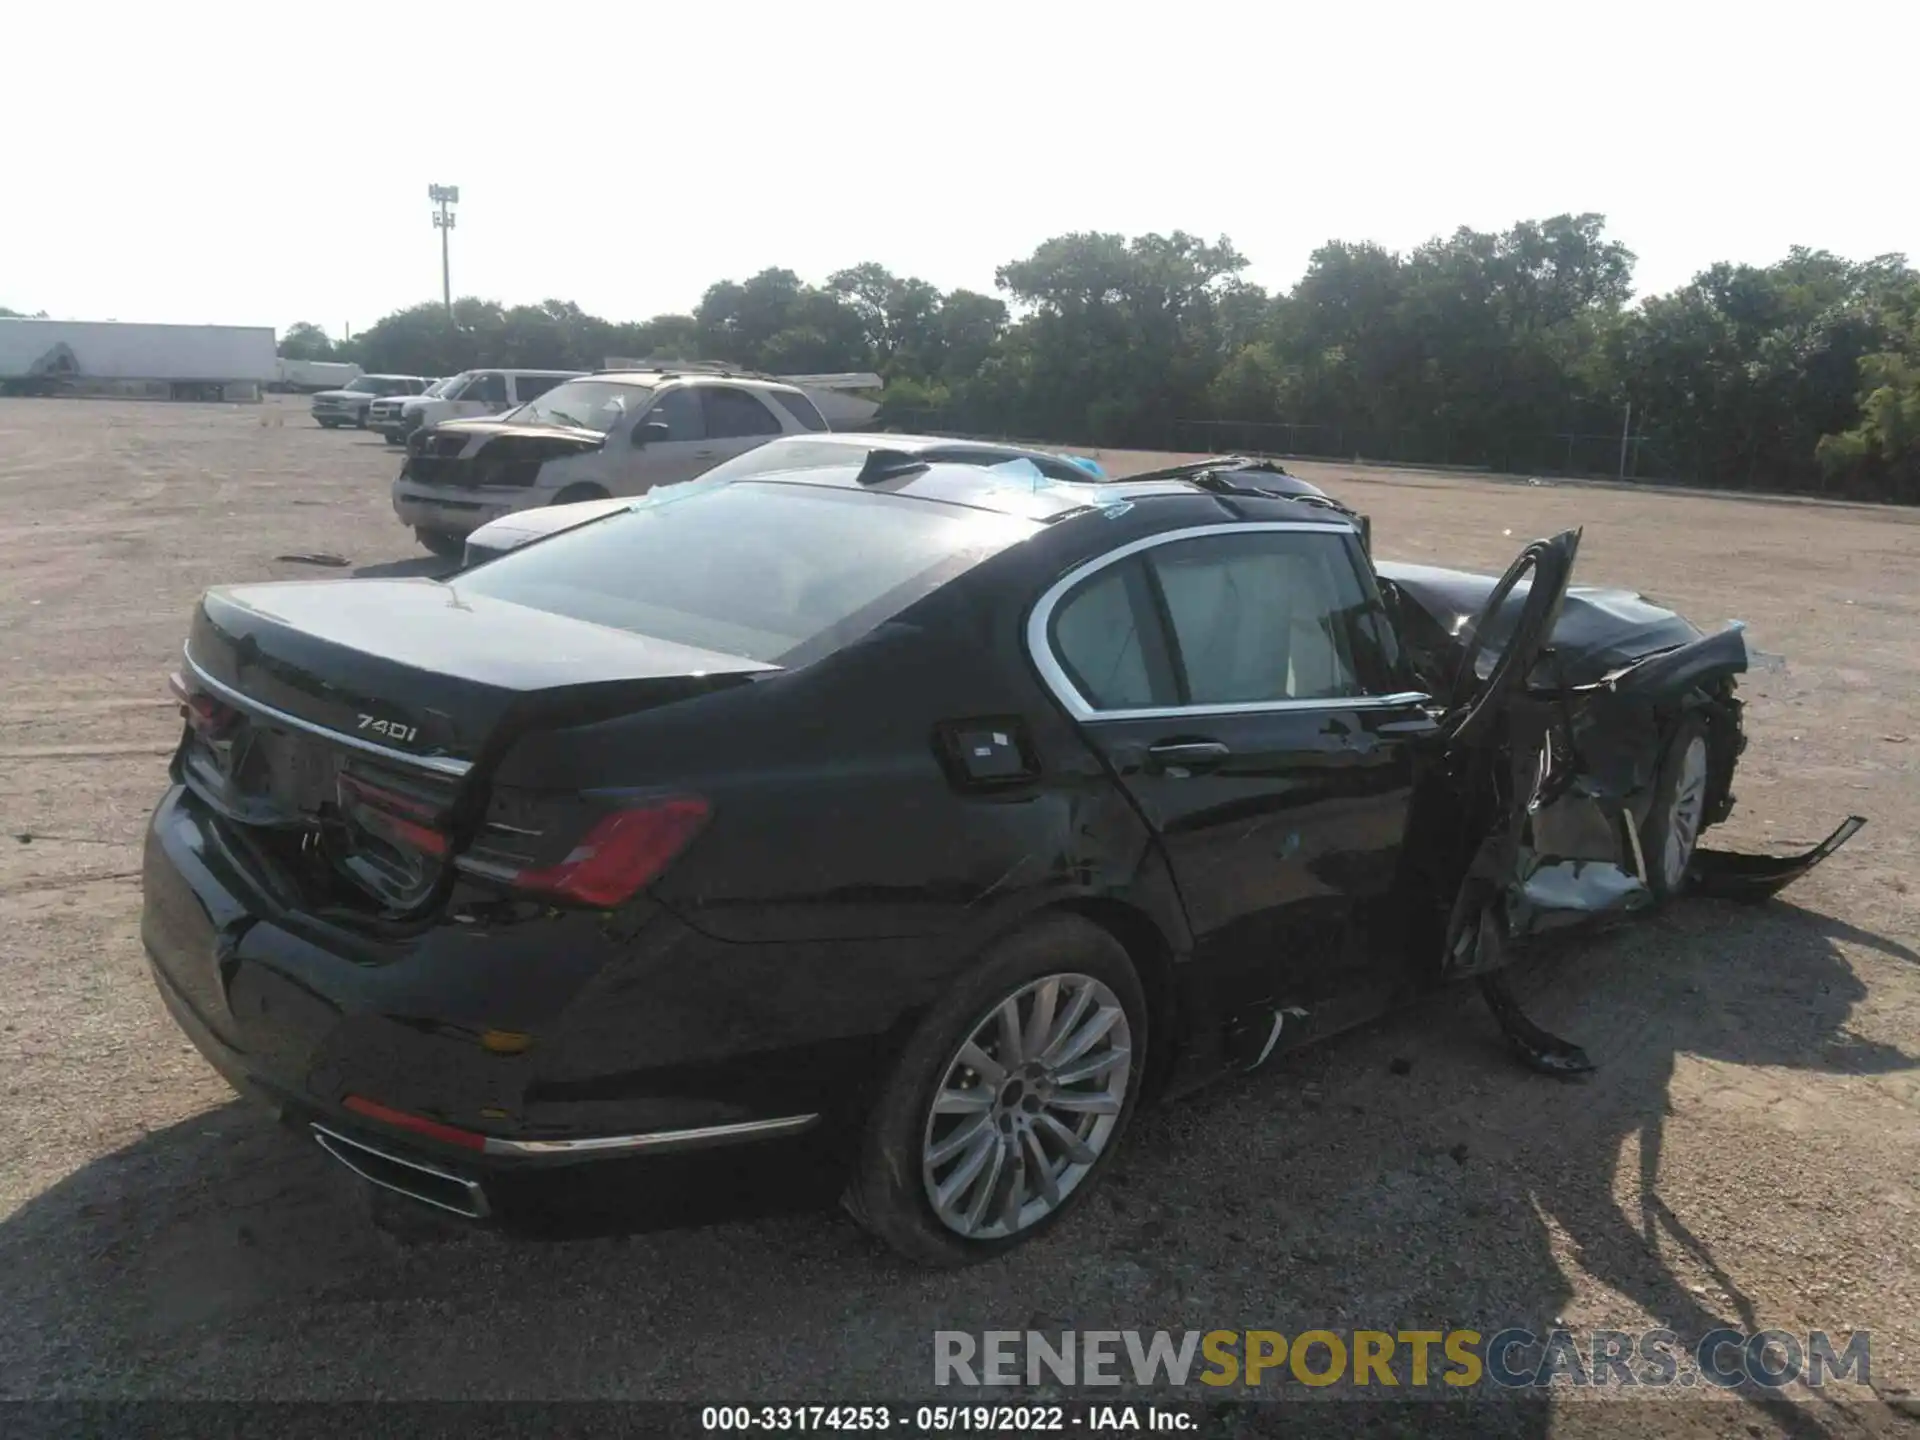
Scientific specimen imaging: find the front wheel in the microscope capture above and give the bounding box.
[415,527,464,559]
[845,914,1146,1266]
[316,419,341,429]
[1641,714,1710,899]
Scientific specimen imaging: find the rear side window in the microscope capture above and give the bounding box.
[771,390,829,432]
[702,386,782,439]
[1050,566,1163,710]
[455,482,1039,665]
[1148,532,1365,704]
[513,374,566,403]
[470,373,509,405]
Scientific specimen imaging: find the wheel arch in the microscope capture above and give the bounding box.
[1017,896,1183,1104]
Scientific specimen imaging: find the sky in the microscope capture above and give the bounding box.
[6,1,1914,336]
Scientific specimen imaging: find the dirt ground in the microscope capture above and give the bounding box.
[1,396,1916,1433]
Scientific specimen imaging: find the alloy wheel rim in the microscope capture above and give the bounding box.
[1665,735,1709,889]
[921,973,1132,1241]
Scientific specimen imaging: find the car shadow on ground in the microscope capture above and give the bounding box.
[1,896,1912,1429]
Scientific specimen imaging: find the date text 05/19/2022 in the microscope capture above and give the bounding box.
[700,1405,1198,1433]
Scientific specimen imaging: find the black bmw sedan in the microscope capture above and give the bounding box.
[142,447,1849,1263]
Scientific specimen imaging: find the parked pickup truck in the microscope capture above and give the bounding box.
[311,374,432,428]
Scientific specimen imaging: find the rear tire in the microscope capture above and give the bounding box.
[317,419,341,429]
[1641,714,1710,899]
[415,528,464,559]
[845,913,1146,1267]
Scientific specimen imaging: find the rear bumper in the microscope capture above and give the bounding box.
[141,783,880,1222]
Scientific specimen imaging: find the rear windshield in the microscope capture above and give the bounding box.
[452,480,1039,665]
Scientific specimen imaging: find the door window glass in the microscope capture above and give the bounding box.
[471,373,509,405]
[644,388,705,441]
[1149,532,1365,704]
[512,374,566,403]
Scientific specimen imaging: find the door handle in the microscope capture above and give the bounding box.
[1146,739,1230,775]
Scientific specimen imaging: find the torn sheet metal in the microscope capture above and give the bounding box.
[1691,816,1867,902]
[1480,971,1595,1076]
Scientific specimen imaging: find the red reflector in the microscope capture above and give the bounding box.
[169,671,234,736]
[515,796,710,908]
[338,773,439,821]
[343,1095,487,1152]
[381,813,450,857]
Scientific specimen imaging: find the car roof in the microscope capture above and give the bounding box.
[752,458,1358,529]
[588,369,803,392]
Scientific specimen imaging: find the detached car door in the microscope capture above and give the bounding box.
[1032,522,1432,1041]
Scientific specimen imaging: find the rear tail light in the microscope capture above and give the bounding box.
[458,795,709,908]
[338,772,450,858]
[168,671,236,738]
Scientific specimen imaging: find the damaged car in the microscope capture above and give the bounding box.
[142,452,1861,1263]
[389,370,829,557]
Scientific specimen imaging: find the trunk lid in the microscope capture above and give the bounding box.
[178,578,770,914]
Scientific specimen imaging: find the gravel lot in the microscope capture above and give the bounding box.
[2,396,1916,1433]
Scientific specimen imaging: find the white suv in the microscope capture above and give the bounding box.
[390,370,830,555]
[373,367,583,444]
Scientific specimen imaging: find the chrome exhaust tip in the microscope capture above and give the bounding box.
[312,1123,489,1220]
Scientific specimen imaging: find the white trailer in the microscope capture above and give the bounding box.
[273,358,363,393]
[0,318,280,401]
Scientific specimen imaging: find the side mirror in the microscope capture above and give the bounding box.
[635,421,671,446]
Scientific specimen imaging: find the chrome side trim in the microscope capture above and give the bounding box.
[1252,1011,1287,1069]
[313,1124,490,1219]
[1023,521,1410,724]
[482,1113,820,1157]
[183,646,473,779]
[1081,692,1434,724]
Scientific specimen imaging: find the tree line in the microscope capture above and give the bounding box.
[275,214,1920,503]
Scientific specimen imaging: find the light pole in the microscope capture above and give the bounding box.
[428,184,459,315]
